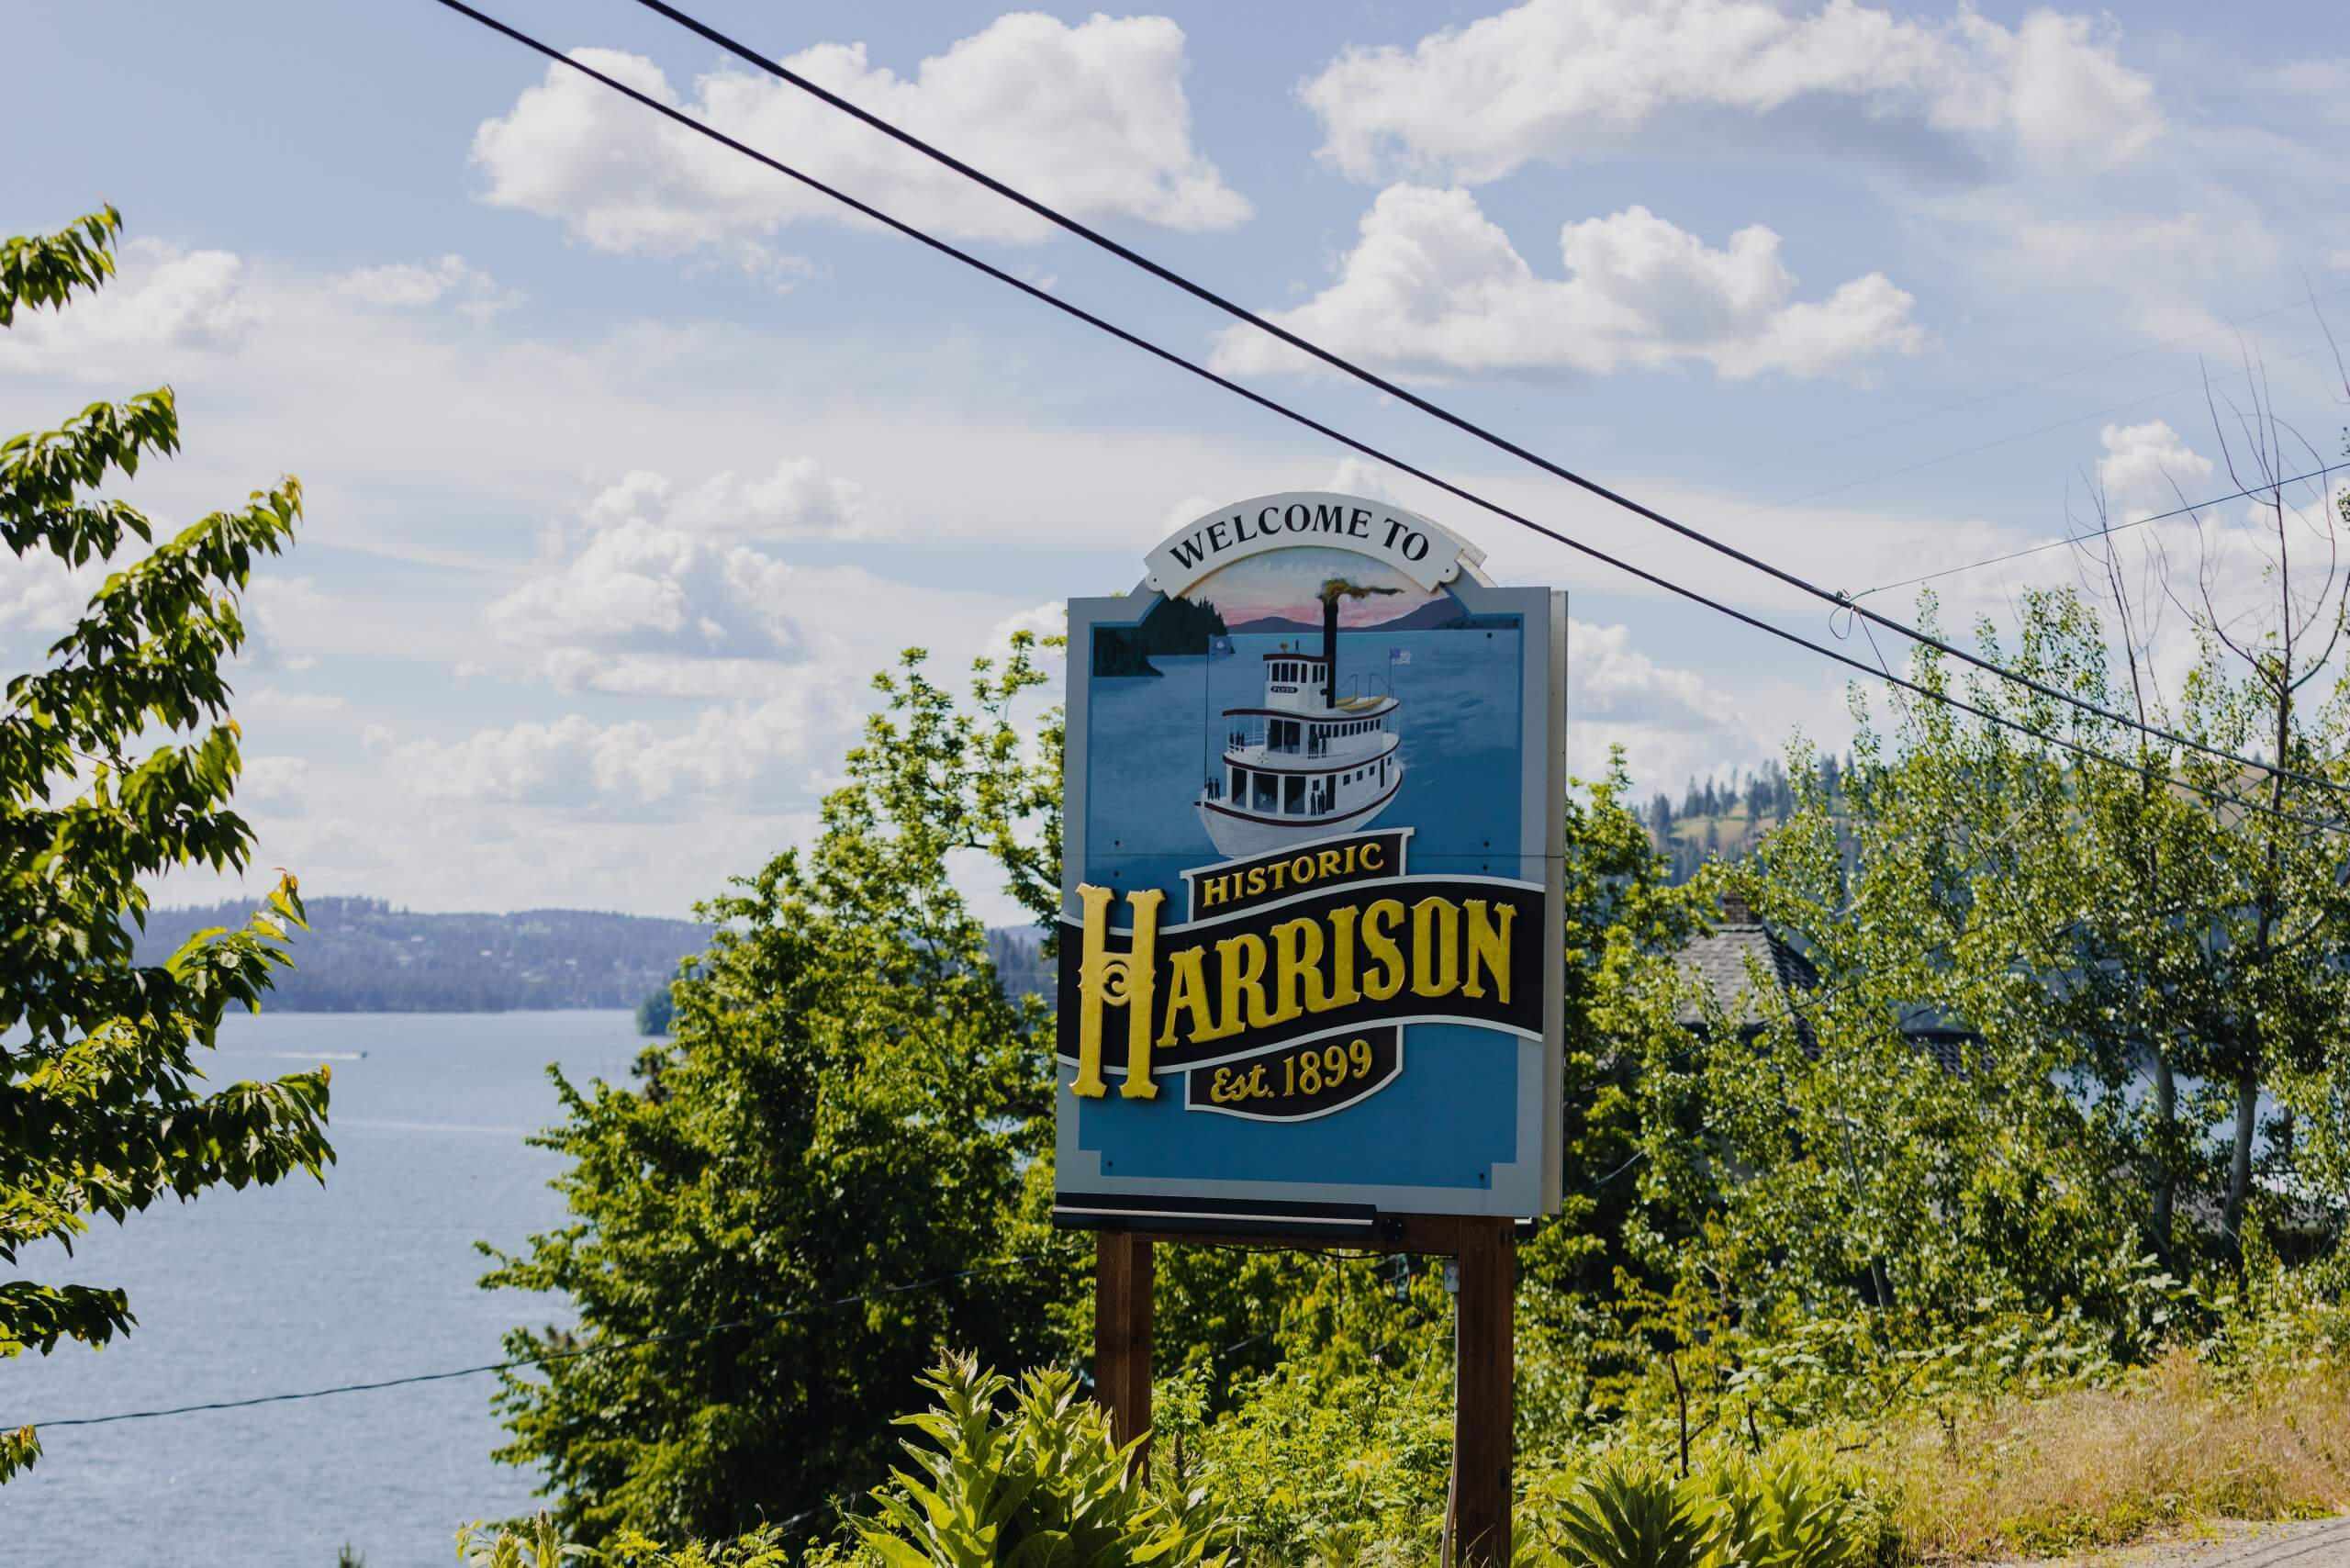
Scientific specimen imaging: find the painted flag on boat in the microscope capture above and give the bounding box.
[1389,648,1411,666]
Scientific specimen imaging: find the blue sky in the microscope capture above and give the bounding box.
[6,0,2348,918]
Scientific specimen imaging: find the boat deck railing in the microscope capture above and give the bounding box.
[1226,727,1395,761]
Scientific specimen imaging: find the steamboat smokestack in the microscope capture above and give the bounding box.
[1322,595,1338,709]
[1315,577,1398,711]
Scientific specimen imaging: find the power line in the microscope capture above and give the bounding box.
[418,1,2348,834]
[1853,463,2347,601]
[18,1248,1074,1430]
[607,0,2350,802]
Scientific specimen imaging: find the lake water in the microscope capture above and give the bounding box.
[3,1011,642,1567]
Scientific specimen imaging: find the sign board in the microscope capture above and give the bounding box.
[1056,491,1565,1239]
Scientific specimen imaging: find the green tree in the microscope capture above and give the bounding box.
[2056,408,2350,1271]
[483,642,1079,1545]
[1516,749,1714,1434]
[1638,564,2350,1355]
[0,207,326,1469]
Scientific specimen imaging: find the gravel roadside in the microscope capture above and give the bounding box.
[1983,1518,2350,1568]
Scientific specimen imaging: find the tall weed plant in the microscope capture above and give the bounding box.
[857,1351,1232,1568]
[1528,1448,1889,1568]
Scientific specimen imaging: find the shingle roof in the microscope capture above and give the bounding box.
[1675,921,1818,1025]
[1671,894,1984,1075]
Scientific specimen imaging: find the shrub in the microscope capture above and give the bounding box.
[1154,1357,1456,1560]
[857,1351,1233,1568]
[1547,1462,1710,1568]
[457,1512,797,1567]
[1523,1447,1886,1568]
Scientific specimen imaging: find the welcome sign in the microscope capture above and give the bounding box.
[1057,492,1565,1237]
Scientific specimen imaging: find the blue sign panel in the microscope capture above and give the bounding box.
[1056,493,1565,1238]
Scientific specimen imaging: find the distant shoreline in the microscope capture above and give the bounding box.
[131,900,1050,1015]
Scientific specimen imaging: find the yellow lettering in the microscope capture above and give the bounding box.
[1360,842,1384,871]
[1201,873,1229,909]
[1317,848,1343,880]
[1270,917,1327,1019]
[1290,855,1315,887]
[1411,895,1460,1000]
[1464,900,1514,1002]
[1157,945,1215,1047]
[1343,843,1360,873]
[1326,904,1363,1007]
[1269,860,1289,891]
[1216,932,1273,1033]
[1245,865,1267,898]
[1117,890,1165,1096]
[1361,899,1406,1001]
[1071,884,1114,1096]
[1071,884,1162,1098]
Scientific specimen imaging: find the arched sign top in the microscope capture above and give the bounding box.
[1145,491,1490,599]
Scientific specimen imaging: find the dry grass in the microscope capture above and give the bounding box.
[1868,1350,2350,1562]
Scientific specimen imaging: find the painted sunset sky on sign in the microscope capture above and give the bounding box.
[1185,548,1439,630]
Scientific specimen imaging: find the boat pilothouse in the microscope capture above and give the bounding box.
[1195,579,1405,859]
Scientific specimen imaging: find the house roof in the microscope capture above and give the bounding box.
[1675,888,1818,1025]
[1672,890,1986,1074]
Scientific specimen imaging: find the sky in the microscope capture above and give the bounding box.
[6,0,2350,921]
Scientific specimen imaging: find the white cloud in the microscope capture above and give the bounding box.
[587,459,874,540]
[337,254,521,321]
[240,755,312,801]
[1211,187,1925,382]
[1302,0,2158,185]
[385,692,835,806]
[2097,420,2215,510]
[988,599,1063,655]
[469,15,1249,275]
[241,577,334,674]
[1568,616,1760,786]
[243,689,350,718]
[1321,458,1417,508]
[486,516,805,695]
[483,456,914,697]
[0,552,99,636]
[0,239,257,380]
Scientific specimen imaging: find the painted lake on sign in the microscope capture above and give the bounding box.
[4,1010,642,1568]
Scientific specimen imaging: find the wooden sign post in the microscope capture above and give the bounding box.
[1093,1231,1155,1451]
[1097,1217,1516,1565]
[1059,492,1560,1568]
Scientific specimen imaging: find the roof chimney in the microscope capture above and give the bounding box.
[1718,886,1756,925]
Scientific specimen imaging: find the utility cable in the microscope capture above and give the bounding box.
[1852,462,2345,601]
[419,1,2348,834]
[18,1247,1075,1430]
[608,0,2350,802]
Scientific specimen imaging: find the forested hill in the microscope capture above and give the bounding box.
[133,898,705,1013]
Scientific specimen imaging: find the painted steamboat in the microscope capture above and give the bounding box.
[1194,581,1404,859]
